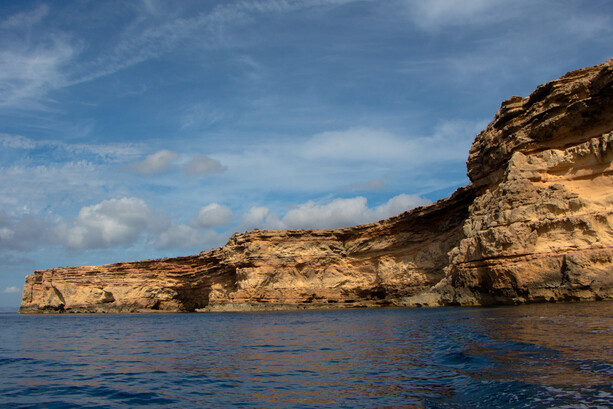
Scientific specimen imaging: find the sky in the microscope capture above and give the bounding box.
[0,0,612,308]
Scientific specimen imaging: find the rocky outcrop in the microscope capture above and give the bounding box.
[20,187,475,313]
[19,59,613,313]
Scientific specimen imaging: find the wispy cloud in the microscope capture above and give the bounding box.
[0,0,371,110]
[0,36,76,108]
[0,134,36,149]
[0,4,49,30]
[180,103,228,130]
[212,121,483,198]
[0,133,140,162]
[403,0,509,31]
[69,0,332,86]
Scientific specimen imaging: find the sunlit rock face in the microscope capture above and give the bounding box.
[429,59,613,306]
[20,59,613,313]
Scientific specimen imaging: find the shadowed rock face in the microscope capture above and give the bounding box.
[20,59,613,313]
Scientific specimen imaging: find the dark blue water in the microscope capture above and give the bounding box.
[1,303,612,408]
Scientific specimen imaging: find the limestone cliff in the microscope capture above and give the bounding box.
[20,59,613,313]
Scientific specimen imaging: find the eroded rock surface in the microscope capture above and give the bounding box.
[20,59,613,313]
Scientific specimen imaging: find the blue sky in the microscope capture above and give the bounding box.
[1,0,612,308]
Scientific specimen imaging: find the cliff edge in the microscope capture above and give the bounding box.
[20,59,613,313]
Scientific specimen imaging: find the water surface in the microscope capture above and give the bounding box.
[1,302,612,408]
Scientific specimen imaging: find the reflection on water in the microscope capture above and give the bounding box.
[471,303,613,388]
[1,302,612,408]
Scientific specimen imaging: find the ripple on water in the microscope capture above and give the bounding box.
[0,303,612,408]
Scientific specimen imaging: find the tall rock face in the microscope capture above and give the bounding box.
[20,59,613,313]
[433,60,613,305]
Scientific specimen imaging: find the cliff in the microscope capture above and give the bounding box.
[20,58,613,313]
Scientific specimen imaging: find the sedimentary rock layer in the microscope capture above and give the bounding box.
[19,58,613,313]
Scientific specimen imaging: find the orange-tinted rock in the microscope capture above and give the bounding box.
[19,59,613,313]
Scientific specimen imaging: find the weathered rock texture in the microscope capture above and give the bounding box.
[20,59,613,313]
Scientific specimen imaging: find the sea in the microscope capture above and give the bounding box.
[1,302,612,408]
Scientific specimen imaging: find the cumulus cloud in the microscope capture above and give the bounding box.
[155,226,226,250]
[51,197,161,249]
[239,206,275,231]
[0,209,49,251]
[154,224,203,250]
[371,194,430,220]
[46,197,230,251]
[279,197,372,229]
[2,286,21,294]
[193,203,233,228]
[240,194,430,231]
[280,194,430,229]
[183,154,226,176]
[128,150,179,175]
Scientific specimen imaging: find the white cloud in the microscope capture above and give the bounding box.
[239,194,430,231]
[239,206,274,231]
[371,194,430,220]
[405,0,612,40]
[0,134,36,149]
[213,121,482,199]
[46,197,230,251]
[183,154,226,176]
[194,203,233,228]
[0,133,140,162]
[51,197,160,249]
[128,150,179,175]
[63,143,141,163]
[300,123,482,166]
[279,194,430,229]
[154,224,202,250]
[405,0,499,30]
[2,286,21,294]
[301,128,407,162]
[279,197,372,229]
